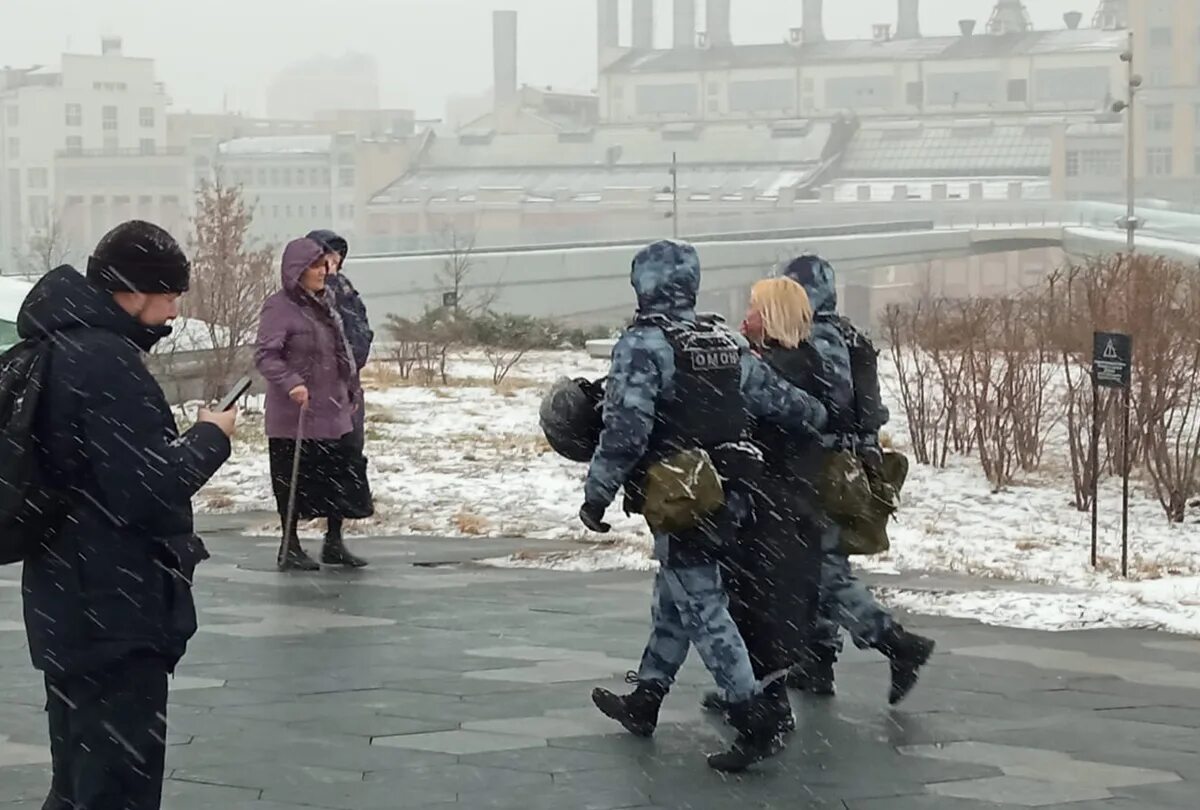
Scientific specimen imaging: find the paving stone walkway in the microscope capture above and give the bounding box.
[2,527,1198,809]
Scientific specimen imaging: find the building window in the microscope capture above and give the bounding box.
[285,205,292,218]
[270,168,280,186]
[1149,69,1172,87]
[1148,104,1174,132]
[707,98,720,114]
[65,136,83,155]
[28,168,48,189]
[905,82,923,105]
[1149,27,1172,48]
[65,104,82,126]
[255,169,266,186]
[102,106,118,131]
[139,107,155,128]
[103,135,119,154]
[5,106,17,126]
[321,168,331,185]
[29,196,49,229]
[6,138,18,159]
[272,206,280,218]
[338,167,355,187]
[1146,147,1173,176]
[1065,151,1080,177]
[310,168,320,185]
[1006,79,1027,103]
[1080,150,1121,176]
[296,169,307,187]
[139,138,156,155]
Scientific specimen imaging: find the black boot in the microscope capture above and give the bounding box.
[764,679,795,735]
[278,534,320,572]
[706,695,784,773]
[786,647,837,696]
[321,518,368,568]
[878,627,936,705]
[592,672,667,738]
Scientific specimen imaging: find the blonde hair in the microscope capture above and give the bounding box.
[749,278,813,349]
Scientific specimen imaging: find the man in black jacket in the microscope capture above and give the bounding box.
[16,220,236,810]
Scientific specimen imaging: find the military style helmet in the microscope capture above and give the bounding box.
[540,377,605,463]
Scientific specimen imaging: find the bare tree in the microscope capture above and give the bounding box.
[435,226,496,316]
[183,177,275,401]
[19,214,72,278]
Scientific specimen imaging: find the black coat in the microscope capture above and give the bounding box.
[726,340,833,675]
[16,267,231,678]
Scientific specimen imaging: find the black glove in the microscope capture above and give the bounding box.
[579,502,611,534]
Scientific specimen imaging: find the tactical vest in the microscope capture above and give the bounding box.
[641,316,746,462]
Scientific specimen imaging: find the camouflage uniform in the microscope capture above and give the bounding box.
[781,256,898,657]
[583,240,828,704]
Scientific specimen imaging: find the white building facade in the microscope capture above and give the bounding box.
[0,38,173,273]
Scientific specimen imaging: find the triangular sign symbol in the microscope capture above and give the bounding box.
[1103,340,1119,359]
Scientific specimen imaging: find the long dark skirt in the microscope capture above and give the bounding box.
[268,432,374,522]
[724,474,823,678]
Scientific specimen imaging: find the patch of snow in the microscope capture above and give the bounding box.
[197,349,1200,635]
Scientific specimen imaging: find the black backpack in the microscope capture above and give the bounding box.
[832,316,887,436]
[0,338,61,565]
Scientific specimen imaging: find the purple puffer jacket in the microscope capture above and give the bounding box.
[255,238,358,440]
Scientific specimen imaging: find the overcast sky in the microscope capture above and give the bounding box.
[2,0,1096,117]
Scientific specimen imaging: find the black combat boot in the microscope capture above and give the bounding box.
[321,518,369,568]
[786,647,837,696]
[278,535,320,572]
[706,695,784,773]
[763,678,795,734]
[592,673,668,738]
[878,626,936,705]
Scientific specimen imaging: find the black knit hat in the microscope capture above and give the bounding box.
[86,220,191,294]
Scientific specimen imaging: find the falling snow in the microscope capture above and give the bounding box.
[196,350,1200,635]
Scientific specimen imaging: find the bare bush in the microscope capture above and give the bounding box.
[184,177,275,401]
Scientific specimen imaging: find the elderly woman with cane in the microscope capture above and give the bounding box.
[255,236,373,571]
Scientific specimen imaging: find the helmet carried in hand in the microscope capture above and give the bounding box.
[540,377,605,463]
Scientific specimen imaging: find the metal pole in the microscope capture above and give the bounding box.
[1125,30,1136,255]
[1121,384,1130,577]
[1090,379,1100,569]
[671,151,679,239]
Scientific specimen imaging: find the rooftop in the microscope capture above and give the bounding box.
[218,135,335,156]
[604,28,1126,74]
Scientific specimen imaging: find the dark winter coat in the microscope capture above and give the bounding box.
[255,238,358,441]
[326,271,372,371]
[307,229,373,371]
[16,267,231,678]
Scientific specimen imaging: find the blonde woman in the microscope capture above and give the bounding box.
[698,276,827,734]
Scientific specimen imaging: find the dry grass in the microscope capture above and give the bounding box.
[453,511,490,536]
[1015,538,1047,552]
[202,492,236,510]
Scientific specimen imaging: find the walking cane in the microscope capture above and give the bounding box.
[278,405,307,568]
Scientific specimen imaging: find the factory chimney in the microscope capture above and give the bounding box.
[674,0,697,49]
[802,0,825,43]
[896,0,921,39]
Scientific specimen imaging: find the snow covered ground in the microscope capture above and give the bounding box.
[197,350,1200,635]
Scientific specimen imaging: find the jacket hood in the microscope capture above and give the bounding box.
[783,255,838,315]
[282,238,327,295]
[631,240,699,317]
[16,265,171,351]
[306,229,348,259]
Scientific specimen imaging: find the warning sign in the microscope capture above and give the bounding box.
[1093,332,1132,389]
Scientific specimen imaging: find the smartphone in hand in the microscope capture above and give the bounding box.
[214,376,253,412]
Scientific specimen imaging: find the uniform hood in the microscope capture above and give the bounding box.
[282,237,327,295]
[16,265,172,351]
[631,240,699,317]
[783,255,838,315]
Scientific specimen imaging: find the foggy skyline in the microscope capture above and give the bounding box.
[3,0,1099,119]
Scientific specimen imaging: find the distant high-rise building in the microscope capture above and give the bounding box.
[266,53,380,121]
